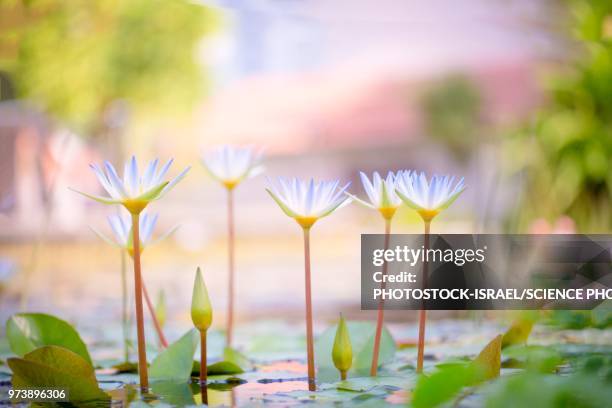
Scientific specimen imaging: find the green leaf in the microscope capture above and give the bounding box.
[315,321,396,382]
[223,347,253,371]
[412,335,503,408]
[502,318,534,349]
[472,335,502,382]
[484,372,612,408]
[112,361,139,374]
[150,329,199,381]
[7,346,108,404]
[150,380,195,406]
[503,345,562,373]
[336,376,410,392]
[207,361,244,376]
[6,313,92,365]
[412,364,479,408]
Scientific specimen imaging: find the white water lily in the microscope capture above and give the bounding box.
[266,177,351,228]
[347,171,404,220]
[92,211,177,257]
[73,156,190,214]
[202,145,263,189]
[395,171,466,221]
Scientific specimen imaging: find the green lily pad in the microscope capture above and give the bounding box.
[412,364,479,408]
[150,329,199,381]
[192,359,245,376]
[6,313,92,365]
[112,361,139,374]
[315,321,396,381]
[223,346,254,371]
[7,346,108,404]
[336,375,411,392]
[207,361,244,375]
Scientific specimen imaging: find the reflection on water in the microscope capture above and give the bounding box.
[103,360,316,407]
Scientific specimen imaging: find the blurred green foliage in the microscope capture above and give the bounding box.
[546,300,612,329]
[486,345,612,408]
[0,0,218,134]
[421,74,483,161]
[506,0,612,232]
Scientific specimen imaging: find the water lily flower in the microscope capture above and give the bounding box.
[201,145,263,348]
[191,267,213,384]
[202,145,263,190]
[395,171,465,223]
[332,314,352,380]
[93,212,178,257]
[266,177,350,390]
[266,177,351,229]
[395,171,466,374]
[347,171,403,220]
[347,171,404,376]
[73,156,190,215]
[73,155,189,392]
[92,211,176,348]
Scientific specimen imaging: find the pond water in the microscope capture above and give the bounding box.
[3,316,609,407]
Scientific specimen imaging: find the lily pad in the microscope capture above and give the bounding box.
[336,375,411,392]
[7,345,108,404]
[223,346,254,371]
[112,361,139,374]
[192,360,244,376]
[207,361,244,375]
[412,335,503,408]
[6,313,92,365]
[150,329,199,381]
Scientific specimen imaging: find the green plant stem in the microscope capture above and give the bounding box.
[120,249,130,363]
[303,227,316,391]
[131,213,149,392]
[370,217,392,376]
[416,220,431,374]
[200,330,207,384]
[226,187,235,348]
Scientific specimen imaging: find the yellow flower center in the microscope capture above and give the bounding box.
[295,216,318,229]
[378,206,397,220]
[222,179,239,190]
[418,209,440,222]
[122,199,148,215]
[127,245,145,258]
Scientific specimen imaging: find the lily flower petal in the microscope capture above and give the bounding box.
[74,156,188,214]
[266,177,350,228]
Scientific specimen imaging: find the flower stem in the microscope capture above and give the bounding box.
[340,370,347,381]
[142,280,168,348]
[200,330,207,384]
[370,217,392,376]
[226,187,235,348]
[131,213,149,392]
[416,220,431,374]
[120,249,130,362]
[303,227,316,391]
